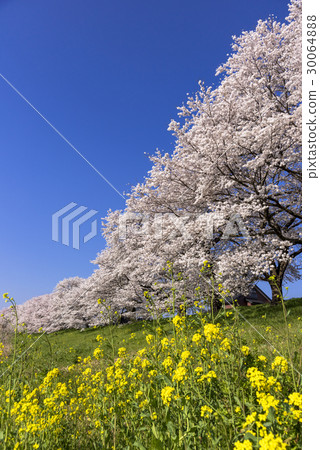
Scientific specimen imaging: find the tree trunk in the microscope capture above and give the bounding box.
[270,279,283,304]
[268,261,288,304]
[211,291,223,314]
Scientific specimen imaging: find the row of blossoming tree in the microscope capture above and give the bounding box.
[5,0,301,333]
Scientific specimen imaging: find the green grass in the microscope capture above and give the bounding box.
[22,298,301,378]
[0,296,302,449]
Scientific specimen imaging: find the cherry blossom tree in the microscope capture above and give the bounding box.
[125,0,301,302]
[8,0,301,332]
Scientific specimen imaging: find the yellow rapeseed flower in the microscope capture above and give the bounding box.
[198,370,217,383]
[241,346,250,356]
[172,315,185,329]
[288,392,302,421]
[172,366,187,383]
[162,357,173,370]
[233,441,253,450]
[138,348,147,357]
[192,333,202,344]
[148,369,157,379]
[93,348,103,360]
[246,367,267,391]
[139,399,149,409]
[161,386,175,406]
[161,338,169,349]
[135,390,143,399]
[258,355,267,363]
[201,348,208,357]
[256,392,279,412]
[259,432,287,449]
[141,359,150,369]
[288,392,302,409]
[220,338,231,351]
[146,334,154,345]
[267,376,282,392]
[118,347,126,357]
[271,356,288,373]
[242,412,257,429]
[203,323,220,342]
[200,405,213,418]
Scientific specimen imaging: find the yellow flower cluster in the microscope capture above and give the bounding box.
[95,334,103,343]
[118,347,126,357]
[172,366,187,383]
[220,338,231,352]
[288,392,302,422]
[1,290,301,449]
[246,367,267,391]
[161,386,175,406]
[288,392,302,409]
[180,350,191,362]
[93,348,103,360]
[203,323,221,342]
[258,355,267,363]
[266,376,282,392]
[271,356,288,373]
[234,440,253,450]
[161,337,169,349]
[259,432,287,449]
[192,332,202,344]
[162,356,173,372]
[172,315,185,329]
[242,411,257,429]
[256,392,279,412]
[198,370,217,384]
[241,346,250,356]
[145,334,154,345]
[200,405,213,418]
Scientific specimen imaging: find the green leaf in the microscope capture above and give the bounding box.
[162,374,172,386]
[263,406,276,427]
[267,406,275,423]
[166,421,176,437]
[151,436,164,449]
[133,442,147,450]
[243,432,258,445]
[283,401,291,413]
[212,436,223,446]
[244,401,255,409]
[152,423,159,439]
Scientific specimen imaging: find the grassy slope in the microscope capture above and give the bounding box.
[28,298,302,377]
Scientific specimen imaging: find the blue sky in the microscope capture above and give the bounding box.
[0,0,301,305]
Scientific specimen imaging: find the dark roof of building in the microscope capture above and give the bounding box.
[234,285,271,304]
[246,286,271,303]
